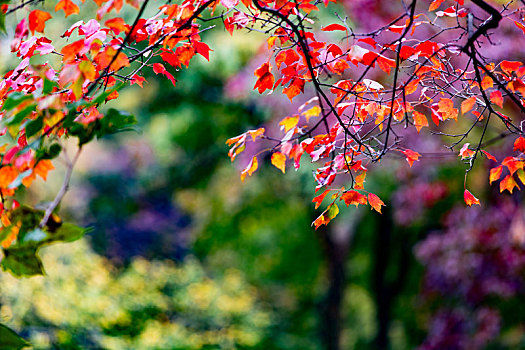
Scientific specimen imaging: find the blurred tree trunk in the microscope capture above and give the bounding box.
[317,215,360,350]
[373,205,393,349]
[373,205,411,350]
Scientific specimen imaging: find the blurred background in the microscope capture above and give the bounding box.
[2,0,525,349]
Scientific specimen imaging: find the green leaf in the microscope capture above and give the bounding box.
[3,206,44,243]
[1,246,44,277]
[91,83,125,106]
[0,12,5,34]
[0,0,8,33]
[25,117,43,138]
[46,223,87,243]
[43,79,59,95]
[97,108,138,137]
[37,143,62,160]
[326,203,339,221]
[0,324,30,350]
[0,204,87,277]
[2,93,32,111]
[6,104,37,126]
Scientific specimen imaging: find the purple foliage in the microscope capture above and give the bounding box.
[415,200,525,348]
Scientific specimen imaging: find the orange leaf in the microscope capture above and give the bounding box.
[283,79,305,102]
[368,193,385,213]
[61,40,85,63]
[513,136,525,153]
[437,98,458,121]
[500,174,520,194]
[240,156,258,182]
[481,75,493,90]
[481,150,497,162]
[275,49,300,69]
[464,189,480,207]
[313,203,339,229]
[271,152,286,174]
[55,0,79,17]
[461,96,476,114]
[332,59,350,75]
[175,44,195,67]
[502,156,525,175]
[404,78,420,95]
[254,62,274,94]
[28,10,52,35]
[105,18,129,34]
[226,134,245,147]
[401,149,421,167]
[489,166,502,185]
[413,111,428,133]
[130,75,145,88]
[354,171,366,190]
[459,143,474,159]
[377,56,396,75]
[0,166,18,188]
[341,190,367,207]
[312,189,330,209]
[429,0,445,11]
[490,90,503,108]
[96,47,129,72]
[34,159,54,181]
[1,224,20,249]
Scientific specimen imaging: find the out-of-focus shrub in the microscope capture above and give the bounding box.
[0,239,271,349]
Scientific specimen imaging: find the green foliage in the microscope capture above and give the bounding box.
[66,107,138,146]
[0,206,87,277]
[0,239,272,349]
[0,324,30,350]
[2,92,32,112]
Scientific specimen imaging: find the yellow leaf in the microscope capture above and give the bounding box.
[279,115,299,133]
[247,128,265,142]
[240,156,258,182]
[271,152,286,174]
[516,169,525,186]
[301,106,321,122]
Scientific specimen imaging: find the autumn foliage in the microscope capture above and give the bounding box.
[0,0,525,344]
[0,0,525,292]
